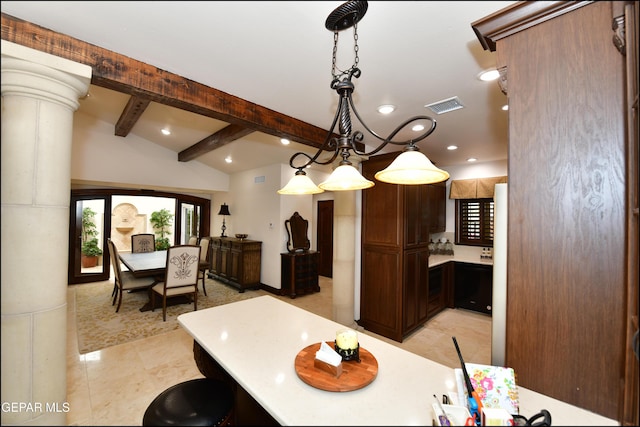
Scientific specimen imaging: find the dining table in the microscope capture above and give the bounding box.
[177,295,617,426]
[118,249,167,278]
[117,250,177,312]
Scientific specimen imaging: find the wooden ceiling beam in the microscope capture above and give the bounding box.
[179,124,255,162]
[1,12,354,154]
[114,95,151,137]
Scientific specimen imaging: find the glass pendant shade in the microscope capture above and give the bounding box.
[318,164,374,191]
[374,150,450,185]
[277,171,324,195]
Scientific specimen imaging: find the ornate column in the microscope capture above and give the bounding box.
[1,41,91,425]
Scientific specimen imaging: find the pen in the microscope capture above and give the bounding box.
[434,394,451,426]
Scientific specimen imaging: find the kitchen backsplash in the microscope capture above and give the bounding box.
[430,231,487,260]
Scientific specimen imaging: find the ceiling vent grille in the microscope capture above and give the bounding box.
[425,96,465,114]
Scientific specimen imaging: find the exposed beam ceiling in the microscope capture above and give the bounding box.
[1,12,353,161]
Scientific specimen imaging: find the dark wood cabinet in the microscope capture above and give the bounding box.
[403,249,430,333]
[428,262,453,318]
[473,2,637,422]
[428,181,446,233]
[360,152,435,342]
[280,251,320,298]
[208,237,262,292]
[453,262,492,315]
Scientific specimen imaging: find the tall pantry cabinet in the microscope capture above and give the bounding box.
[473,1,638,424]
[359,152,432,342]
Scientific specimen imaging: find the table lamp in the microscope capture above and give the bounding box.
[218,203,231,237]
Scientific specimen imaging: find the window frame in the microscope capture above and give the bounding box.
[455,198,494,247]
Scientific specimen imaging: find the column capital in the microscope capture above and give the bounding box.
[1,40,91,110]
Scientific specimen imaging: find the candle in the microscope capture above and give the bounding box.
[336,329,358,350]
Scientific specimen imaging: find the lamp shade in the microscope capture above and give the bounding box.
[374,150,449,185]
[318,164,374,191]
[278,171,324,195]
[217,203,231,216]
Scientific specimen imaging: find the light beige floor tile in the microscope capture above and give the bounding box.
[84,344,146,382]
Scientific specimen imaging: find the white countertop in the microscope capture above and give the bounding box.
[178,296,617,426]
[429,254,493,268]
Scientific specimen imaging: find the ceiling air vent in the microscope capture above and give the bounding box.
[425,96,465,114]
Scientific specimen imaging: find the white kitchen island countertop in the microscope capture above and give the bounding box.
[178,295,617,426]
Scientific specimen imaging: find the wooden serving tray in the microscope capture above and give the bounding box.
[294,342,378,392]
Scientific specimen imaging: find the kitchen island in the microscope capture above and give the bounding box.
[178,295,617,426]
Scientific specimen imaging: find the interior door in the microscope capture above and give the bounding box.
[317,200,334,277]
[68,195,111,284]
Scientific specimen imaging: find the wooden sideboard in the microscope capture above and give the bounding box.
[208,237,262,292]
[280,251,320,298]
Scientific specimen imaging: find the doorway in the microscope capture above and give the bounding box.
[69,195,111,284]
[68,189,211,284]
[317,200,334,277]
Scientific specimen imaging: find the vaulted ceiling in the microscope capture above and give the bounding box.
[1,1,515,175]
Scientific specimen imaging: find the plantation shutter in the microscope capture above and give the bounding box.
[457,198,494,245]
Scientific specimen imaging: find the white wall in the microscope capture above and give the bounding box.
[224,164,331,289]
[71,111,229,194]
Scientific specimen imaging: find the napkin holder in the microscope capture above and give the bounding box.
[314,341,343,378]
[314,358,343,378]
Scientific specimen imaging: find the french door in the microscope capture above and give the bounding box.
[68,189,211,285]
[68,195,111,284]
[179,201,201,244]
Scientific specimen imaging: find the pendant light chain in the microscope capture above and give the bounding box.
[331,22,359,81]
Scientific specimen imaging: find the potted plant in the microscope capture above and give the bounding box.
[81,207,103,268]
[150,208,174,250]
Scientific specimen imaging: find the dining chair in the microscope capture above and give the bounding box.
[107,238,156,313]
[151,245,201,321]
[131,233,156,253]
[197,237,211,296]
[188,236,198,245]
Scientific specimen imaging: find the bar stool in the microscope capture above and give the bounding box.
[142,378,234,426]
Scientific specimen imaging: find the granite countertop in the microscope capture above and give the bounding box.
[429,254,493,268]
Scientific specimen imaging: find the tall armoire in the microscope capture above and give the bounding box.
[359,152,433,342]
[473,1,638,424]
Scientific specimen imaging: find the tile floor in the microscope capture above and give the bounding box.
[66,276,491,426]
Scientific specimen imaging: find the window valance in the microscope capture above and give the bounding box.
[449,176,508,199]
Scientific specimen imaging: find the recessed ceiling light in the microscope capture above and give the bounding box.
[447,145,458,150]
[377,104,395,114]
[161,128,171,136]
[467,157,477,162]
[225,156,232,163]
[478,69,500,82]
[501,105,509,111]
[412,124,424,132]
[280,138,290,145]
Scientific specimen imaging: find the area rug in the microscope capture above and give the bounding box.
[74,277,268,354]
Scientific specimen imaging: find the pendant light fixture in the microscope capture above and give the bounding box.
[277,0,449,195]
